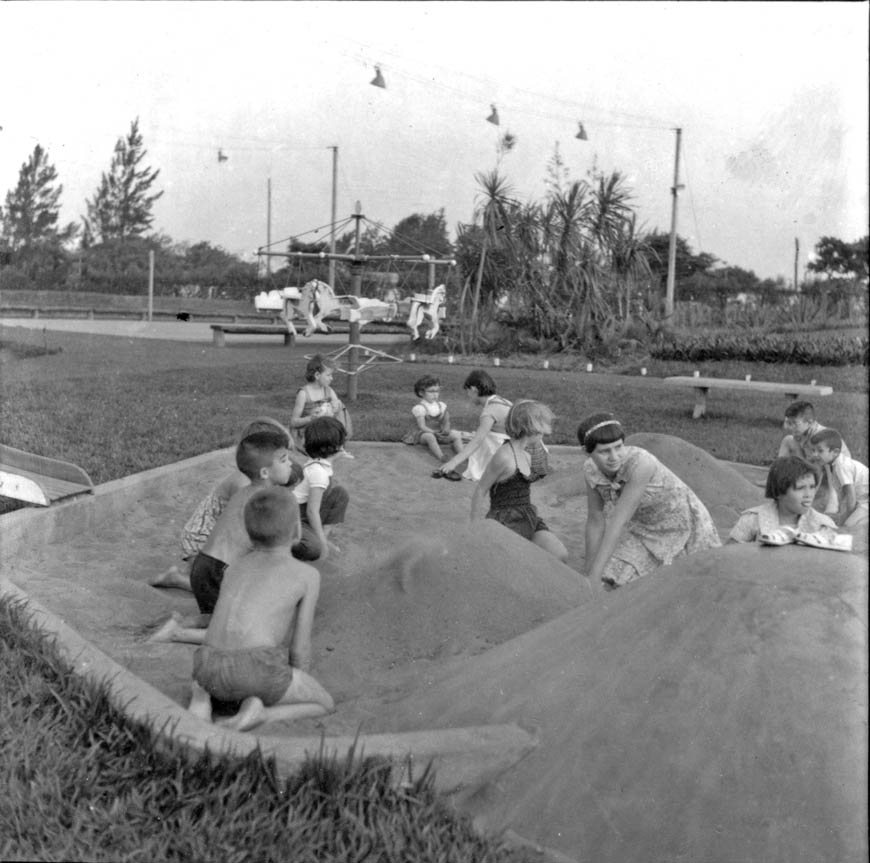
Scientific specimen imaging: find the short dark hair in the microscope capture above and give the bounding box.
[240,416,291,448]
[305,354,337,383]
[304,416,346,459]
[244,487,298,547]
[414,375,441,397]
[577,412,625,453]
[809,428,842,451]
[463,369,497,397]
[784,400,815,421]
[236,430,288,479]
[765,456,818,500]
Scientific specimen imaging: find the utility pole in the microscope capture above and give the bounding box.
[665,127,683,321]
[266,177,272,278]
[328,146,338,288]
[794,237,799,292]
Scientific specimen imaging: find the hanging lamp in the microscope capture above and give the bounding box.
[370,66,386,89]
[486,104,500,126]
[575,122,588,141]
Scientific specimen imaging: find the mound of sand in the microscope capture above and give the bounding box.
[626,432,763,530]
[379,543,868,863]
[313,520,587,698]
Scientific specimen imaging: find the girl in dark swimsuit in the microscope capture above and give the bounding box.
[471,400,569,562]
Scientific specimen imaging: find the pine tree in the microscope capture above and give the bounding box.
[1,144,76,251]
[0,145,77,288]
[84,118,163,243]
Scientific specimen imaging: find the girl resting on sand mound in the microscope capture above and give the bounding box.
[579,412,721,589]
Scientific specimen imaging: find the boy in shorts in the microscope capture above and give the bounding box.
[189,486,334,731]
[149,429,297,642]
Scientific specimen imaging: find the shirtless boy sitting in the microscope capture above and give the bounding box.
[188,486,334,732]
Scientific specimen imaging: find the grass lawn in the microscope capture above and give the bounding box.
[1,326,866,484]
[0,324,867,860]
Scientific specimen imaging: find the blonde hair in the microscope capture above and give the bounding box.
[505,400,554,438]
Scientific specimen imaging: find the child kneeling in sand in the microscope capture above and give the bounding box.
[471,399,568,562]
[189,486,334,731]
[729,456,838,544]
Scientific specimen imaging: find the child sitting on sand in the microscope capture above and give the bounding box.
[579,413,721,589]
[809,429,868,528]
[435,369,512,482]
[149,429,298,643]
[291,354,352,452]
[291,416,350,562]
[471,400,568,562]
[402,374,465,466]
[150,417,302,592]
[188,486,334,732]
[729,456,838,543]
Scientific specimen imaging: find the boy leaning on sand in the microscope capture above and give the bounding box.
[189,486,334,732]
[149,429,300,642]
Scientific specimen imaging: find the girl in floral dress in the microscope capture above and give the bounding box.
[579,412,721,589]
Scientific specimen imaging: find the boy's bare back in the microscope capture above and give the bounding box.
[200,484,260,566]
[204,548,320,670]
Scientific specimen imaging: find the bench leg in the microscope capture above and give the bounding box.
[692,387,708,419]
[213,330,225,347]
[283,332,295,347]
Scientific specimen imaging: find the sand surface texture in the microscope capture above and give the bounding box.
[3,436,866,862]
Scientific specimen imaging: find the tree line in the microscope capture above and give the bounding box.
[1,121,866,350]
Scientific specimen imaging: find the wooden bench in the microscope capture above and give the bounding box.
[664,376,833,419]
[0,443,94,506]
[210,324,295,347]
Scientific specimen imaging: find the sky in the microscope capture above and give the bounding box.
[1,1,867,282]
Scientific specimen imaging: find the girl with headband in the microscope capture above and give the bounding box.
[578,412,720,589]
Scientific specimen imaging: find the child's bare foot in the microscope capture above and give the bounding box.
[149,565,191,591]
[216,696,266,732]
[188,681,213,722]
[147,612,184,642]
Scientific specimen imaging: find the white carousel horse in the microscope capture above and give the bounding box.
[406,284,447,340]
[257,280,396,337]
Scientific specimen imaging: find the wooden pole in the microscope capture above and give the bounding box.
[347,204,363,402]
[266,178,272,277]
[665,127,683,321]
[794,237,799,292]
[147,250,154,321]
[328,146,338,288]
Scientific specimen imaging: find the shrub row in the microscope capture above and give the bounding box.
[651,332,869,366]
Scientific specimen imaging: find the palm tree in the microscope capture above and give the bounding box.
[467,170,516,345]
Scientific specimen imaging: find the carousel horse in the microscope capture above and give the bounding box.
[407,284,447,340]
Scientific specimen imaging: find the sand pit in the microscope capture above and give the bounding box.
[2,438,866,861]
